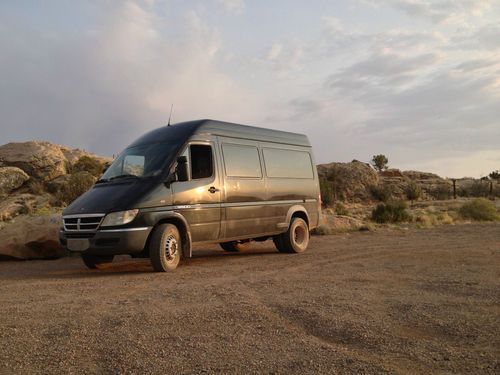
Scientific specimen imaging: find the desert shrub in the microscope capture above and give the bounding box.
[334,202,349,216]
[311,225,332,235]
[73,156,105,178]
[415,214,434,227]
[458,198,499,221]
[469,181,490,197]
[320,178,334,207]
[437,212,454,225]
[57,171,95,204]
[371,201,410,223]
[405,181,421,206]
[370,184,393,202]
[371,154,388,171]
[430,185,451,200]
[26,180,45,195]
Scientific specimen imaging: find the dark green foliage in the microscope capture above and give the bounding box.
[320,178,334,206]
[370,184,393,202]
[57,171,95,204]
[405,181,421,206]
[459,198,499,221]
[371,201,410,223]
[371,154,388,171]
[489,170,500,180]
[73,156,105,178]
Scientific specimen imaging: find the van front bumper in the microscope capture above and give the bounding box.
[59,227,153,255]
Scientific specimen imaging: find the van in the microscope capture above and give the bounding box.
[60,120,321,272]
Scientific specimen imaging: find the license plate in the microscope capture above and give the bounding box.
[67,238,90,251]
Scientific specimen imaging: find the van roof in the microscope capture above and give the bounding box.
[129,119,311,148]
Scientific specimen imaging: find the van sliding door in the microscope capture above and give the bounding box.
[217,137,268,239]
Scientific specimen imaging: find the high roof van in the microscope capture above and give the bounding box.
[60,120,321,272]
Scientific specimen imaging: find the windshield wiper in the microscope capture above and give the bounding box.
[95,178,109,184]
[108,174,141,181]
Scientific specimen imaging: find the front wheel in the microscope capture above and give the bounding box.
[273,217,310,253]
[81,254,114,269]
[149,224,182,272]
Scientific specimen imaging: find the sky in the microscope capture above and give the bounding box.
[0,0,499,178]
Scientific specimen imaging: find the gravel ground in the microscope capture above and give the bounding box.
[0,223,499,374]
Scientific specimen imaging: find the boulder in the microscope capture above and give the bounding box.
[0,141,67,181]
[0,194,37,221]
[0,214,65,259]
[317,160,379,202]
[0,166,29,195]
[59,146,112,167]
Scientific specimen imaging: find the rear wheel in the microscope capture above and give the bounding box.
[274,217,309,253]
[81,254,114,269]
[220,241,251,252]
[150,224,182,272]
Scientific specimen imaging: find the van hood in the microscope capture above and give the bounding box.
[63,179,158,215]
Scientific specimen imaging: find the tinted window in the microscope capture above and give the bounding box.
[222,144,262,178]
[101,143,175,180]
[190,145,213,179]
[263,148,313,179]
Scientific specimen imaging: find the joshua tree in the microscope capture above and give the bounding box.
[371,154,389,172]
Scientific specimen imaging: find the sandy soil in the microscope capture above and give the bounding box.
[0,223,499,374]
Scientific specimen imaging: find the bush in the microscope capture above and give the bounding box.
[73,156,105,178]
[371,154,388,171]
[334,202,349,216]
[371,201,410,223]
[459,198,499,221]
[430,185,451,200]
[57,171,95,204]
[370,184,393,202]
[405,181,421,206]
[320,178,334,207]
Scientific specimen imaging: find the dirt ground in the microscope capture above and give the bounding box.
[0,223,499,374]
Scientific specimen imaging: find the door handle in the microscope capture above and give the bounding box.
[208,186,220,194]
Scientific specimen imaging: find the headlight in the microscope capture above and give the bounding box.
[101,209,139,227]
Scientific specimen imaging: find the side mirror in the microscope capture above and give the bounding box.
[176,156,189,182]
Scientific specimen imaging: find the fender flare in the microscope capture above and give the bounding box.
[284,205,310,228]
[145,211,193,258]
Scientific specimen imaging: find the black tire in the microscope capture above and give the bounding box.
[220,241,251,252]
[274,217,309,253]
[81,254,114,269]
[149,224,182,272]
[272,236,286,252]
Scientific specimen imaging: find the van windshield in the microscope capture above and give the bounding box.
[100,143,176,182]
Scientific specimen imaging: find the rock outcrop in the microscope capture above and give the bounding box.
[317,160,379,202]
[0,194,37,221]
[0,167,29,195]
[0,141,67,181]
[0,214,64,259]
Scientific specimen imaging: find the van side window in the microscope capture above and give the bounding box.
[222,144,262,178]
[263,148,313,179]
[190,145,213,179]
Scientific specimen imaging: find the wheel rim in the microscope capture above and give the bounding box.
[293,224,308,249]
[165,235,178,262]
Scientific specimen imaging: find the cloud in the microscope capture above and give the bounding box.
[0,2,256,154]
[365,0,493,24]
[216,0,244,14]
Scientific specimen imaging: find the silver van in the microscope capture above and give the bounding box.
[60,120,321,271]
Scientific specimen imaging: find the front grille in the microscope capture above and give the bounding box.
[64,233,96,239]
[63,214,105,232]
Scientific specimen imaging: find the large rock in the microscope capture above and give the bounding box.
[0,214,64,259]
[59,146,111,167]
[317,160,379,202]
[0,167,29,195]
[0,194,37,221]
[0,141,67,181]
